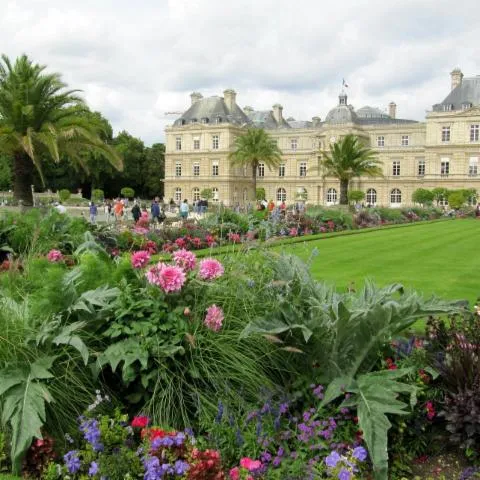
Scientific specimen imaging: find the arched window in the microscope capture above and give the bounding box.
[366,188,377,205]
[326,188,337,204]
[390,188,402,204]
[174,187,182,202]
[258,163,265,177]
[192,188,200,201]
[212,187,219,202]
[276,187,287,202]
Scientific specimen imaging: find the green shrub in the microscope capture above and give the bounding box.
[120,187,135,199]
[58,189,71,202]
[347,190,365,203]
[92,189,104,203]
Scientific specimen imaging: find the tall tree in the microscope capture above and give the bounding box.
[144,143,165,198]
[320,134,383,205]
[0,54,122,206]
[229,128,282,200]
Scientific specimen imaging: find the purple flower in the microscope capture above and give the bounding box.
[352,446,368,461]
[89,461,99,476]
[143,455,161,480]
[325,451,341,468]
[273,456,282,467]
[277,447,284,457]
[64,450,81,474]
[215,401,224,423]
[279,402,289,414]
[79,418,103,452]
[174,460,189,476]
[338,469,352,480]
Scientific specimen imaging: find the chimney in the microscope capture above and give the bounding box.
[243,105,254,115]
[450,68,463,91]
[190,92,203,105]
[272,104,284,125]
[312,116,321,127]
[388,102,397,119]
[223,89,237,111]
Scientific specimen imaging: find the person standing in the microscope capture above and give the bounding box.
[114,198,124,222]
[179,199,189,220]
[151,198,161,224]
[89,202,98,224]
[131,201,141,223]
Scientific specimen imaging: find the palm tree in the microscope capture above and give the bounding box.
[320,134,382,205]
[229,128,282,201]
[0,54,122,206]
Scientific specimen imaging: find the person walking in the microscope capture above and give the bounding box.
[179,199,189,220]
[131,201,141,223]
[114,198,124,222]
[151,198,161,225]
[89,202,98,224]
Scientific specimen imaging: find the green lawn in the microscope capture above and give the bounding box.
[274,219,480,305]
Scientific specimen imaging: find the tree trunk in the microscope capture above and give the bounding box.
[252,163,257,201]
[339,179,349,205]
[13,151,34,207]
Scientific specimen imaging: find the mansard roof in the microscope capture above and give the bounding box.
[433,76,480,112]
[245,110,291,129]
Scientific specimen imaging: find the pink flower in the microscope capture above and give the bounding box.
[205,234,216,247]
[229,467,240,480]
[131,250,151,269]
[47,249,63,263]
[198,258,224,280]
[191,237,202,248]
[133,226,150,235]
[131,416,150,428]
[175,237,187,249]
[240,457,262,471]
[289,227,298,237]
[173,249,197,272]
[146,263,186,293]
[227,232,241,243]
[204,305,224,332]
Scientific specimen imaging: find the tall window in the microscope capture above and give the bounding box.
[441,158,450,176]
[174,187,182,202]
[258,163,265,177]
[279,164,285,177]
[193,137,200,150]
[233,188,238,202]
[212,187,219,202]
[192,188,200,201]
[175,162,182,177]
[471,125,480,142]
[401,135,409,146]
[176,137,182,151]
[439,195,448,207]
[441,126,451,142]
[326,188,337,204]
[212,161,219,176]
[390,188,402,204]
[392,160,400,176]
[243,165,247,177]
[469,157,478,176]
[366,188,377,205]
[377,136,385,147]
[193,162,200,176]
[291,139,297,151]
[276,187,287,202]
[417,159,425,176]
[299,162,307,177]
[243,188,248,202]
[212,135,219,149]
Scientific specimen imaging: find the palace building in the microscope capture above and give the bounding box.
[164,69,480,207]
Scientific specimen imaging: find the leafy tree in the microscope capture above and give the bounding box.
[200,188,213,200]
[347,190,365,204]
[92,189,104,203]
[320,135,383,205]
[229,128,282,199]
[58,189,71,202]
[447,190,471,209]
[0,54,122,206]
[120,187,135,199]
[432,187,449,206]
[412,188,434,206]
[0,154,12,190]
[256,188,266,201]
[143,143,165,199]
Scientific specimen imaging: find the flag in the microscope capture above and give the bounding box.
[342,78,349,88]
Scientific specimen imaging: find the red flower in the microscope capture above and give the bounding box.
[131,416,150,428]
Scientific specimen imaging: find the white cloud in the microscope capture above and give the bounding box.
[1,0,479,144]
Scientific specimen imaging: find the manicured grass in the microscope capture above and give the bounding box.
[273,218,480,305]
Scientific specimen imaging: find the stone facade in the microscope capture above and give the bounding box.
[164,69,480,207]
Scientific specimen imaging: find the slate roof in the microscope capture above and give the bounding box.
[246,110,291,129]
[433,76,480,112]
[174,96,251,126]
[287,120,313,128]
[325,104,359,124]
[356,106,390,119]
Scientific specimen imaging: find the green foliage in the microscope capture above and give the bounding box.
[412,188,434,206]
[58,189,71,202]
[432,188,449,206]
[0,155,12,191]
[448,190,468,209]
[256,188,266,200]
[91,189,104,202]
[201,188,213,200]
[347,190,365,203]
[120,187,135,199]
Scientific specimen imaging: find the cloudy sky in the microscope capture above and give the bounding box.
[2,0,479,144]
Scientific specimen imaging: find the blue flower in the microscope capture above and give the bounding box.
[88,461,99,476]
[174,460,189,476]
[143,455,161,480]
[338,468,352,480]
[325,451,341,468]
[79,418,104,452]
[215,401,224,423]
[64,450,81,474]
[352,446,368,461]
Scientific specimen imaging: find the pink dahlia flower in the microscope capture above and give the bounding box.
[198,258,224,280]
[133,226,150,235]
[131,250,151,269]
[145,263,186,293]
[240,458,262,471]
[227,232,241,243]
[175,237,187,249]
[204,304,224,332]
[47,249,63,263]
[289,227,298,237]
[173,249,196,272]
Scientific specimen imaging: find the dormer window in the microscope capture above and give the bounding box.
[179,119,186,125]
[443,104,454,112]
[190,118,197,124]
[462,103,473,111]
[201,117,209,124]
[216,116,222,124]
